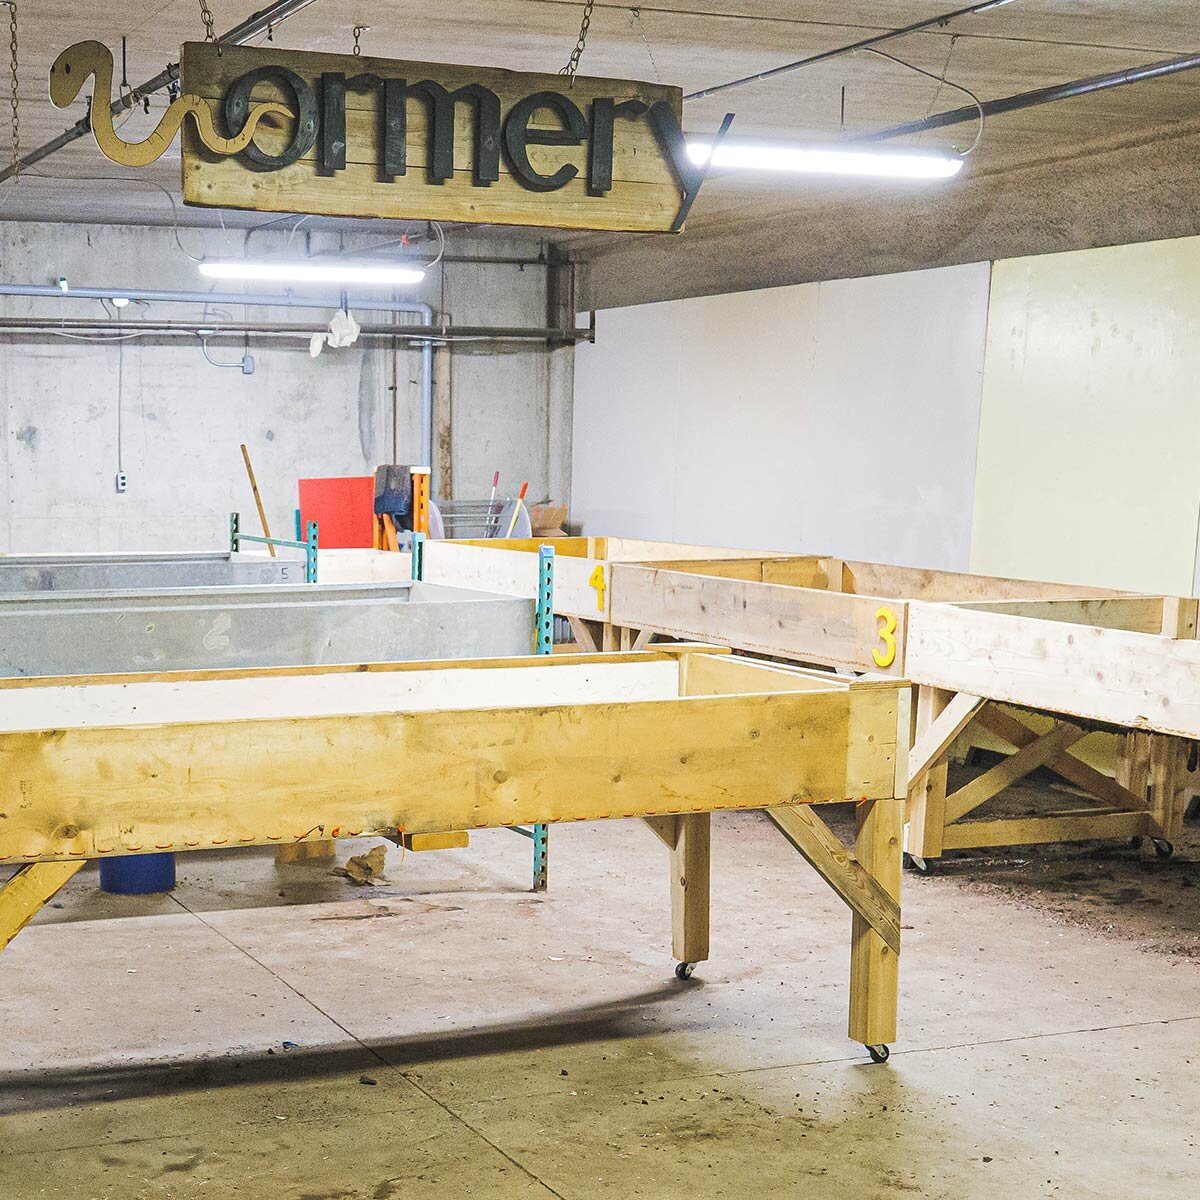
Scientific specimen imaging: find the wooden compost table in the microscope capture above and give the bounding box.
[0,648,909,1060]
[413,539,1194,866]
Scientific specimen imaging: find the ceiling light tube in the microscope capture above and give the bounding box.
[686,140,965,180]
[198,260,427,286]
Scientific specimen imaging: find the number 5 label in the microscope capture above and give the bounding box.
[872,606,898,669]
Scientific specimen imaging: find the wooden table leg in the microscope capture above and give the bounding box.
[670,813,710,969]
[643,813,710,976]
[848,796,902,1058]
[905,686,952,865]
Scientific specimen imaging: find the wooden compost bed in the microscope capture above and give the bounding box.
[0,648,909,1059]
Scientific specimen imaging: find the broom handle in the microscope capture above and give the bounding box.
[240,443,276,558]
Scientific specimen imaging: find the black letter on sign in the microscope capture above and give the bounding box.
[646,101,735,231]
[504,91,587,192]
[320,72,388,176]
[588,98,649,196]
[408,80,501,185]
[224,66,318,169]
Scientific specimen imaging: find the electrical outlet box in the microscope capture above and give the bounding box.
[115,472,128,493]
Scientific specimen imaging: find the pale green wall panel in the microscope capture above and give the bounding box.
[970,237,1200,595]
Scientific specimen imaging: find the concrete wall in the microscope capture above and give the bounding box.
[0,221,570,552]
[572,262,991,568]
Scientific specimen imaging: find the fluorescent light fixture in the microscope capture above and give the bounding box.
[198,260,426,286]
[686,140,965,180]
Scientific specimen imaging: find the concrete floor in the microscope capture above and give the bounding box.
[1,794,1198,1199]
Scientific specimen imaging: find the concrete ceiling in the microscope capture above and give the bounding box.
[3,2,1198,304]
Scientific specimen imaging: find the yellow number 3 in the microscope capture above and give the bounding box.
[872,606,898,669]
[588,565,607,613]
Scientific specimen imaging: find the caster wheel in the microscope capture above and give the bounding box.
[674,961,695,981]
[1129,837,1144,849]
[903,853,932,875]
[867,1044,890,1064]
[1154,839,1175,860]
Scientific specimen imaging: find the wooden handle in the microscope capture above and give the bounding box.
[240,443,276,558]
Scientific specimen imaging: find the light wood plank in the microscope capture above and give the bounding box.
[941,811,1150,849]
[767,807,900,955]
[0,684,900,864]
[0,862,85,950]
[180,43,686,233]
[610,563,910,676]
[908,691,986,781]
[906,601,1200,738]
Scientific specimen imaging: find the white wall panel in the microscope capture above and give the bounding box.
[572,263,992,568]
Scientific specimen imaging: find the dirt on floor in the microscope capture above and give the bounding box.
[906,764,1200,960]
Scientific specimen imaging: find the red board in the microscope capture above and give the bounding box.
[298,476,375,549]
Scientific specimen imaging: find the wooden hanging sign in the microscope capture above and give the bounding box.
[49,40,727,233]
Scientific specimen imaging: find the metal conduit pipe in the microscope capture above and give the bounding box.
[0,319,595,341]
[861,52,1200,143]
[0,280,436,484]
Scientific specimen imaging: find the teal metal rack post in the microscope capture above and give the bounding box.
[230,512,319,583]
[504,545,554,891]
[531,544,554,891]
[412,534,551,892]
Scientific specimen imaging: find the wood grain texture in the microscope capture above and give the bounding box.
[0,675,901,864]
[847,797,902,1048]
[180,42,684,232]
[905,601,1200,738]
[768,806,900,955]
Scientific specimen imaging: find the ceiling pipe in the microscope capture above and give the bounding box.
[860,52,1200,143]
[0,318,596,342]
[0,280,428,314]
[0,0,321,182]
[0,277,435,487]
[684,0,1019,103]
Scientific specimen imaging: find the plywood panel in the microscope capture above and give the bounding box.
[971,239,1200,595]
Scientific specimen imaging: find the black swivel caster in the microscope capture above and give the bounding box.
[1129,837,1144,849]
[903,853,932,875]
[674,961,695,981]
[1153,839,1175,859]
[867,1044,890,1064]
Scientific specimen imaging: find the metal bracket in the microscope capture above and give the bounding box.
[230,511,319,583]
[411,531,426,582]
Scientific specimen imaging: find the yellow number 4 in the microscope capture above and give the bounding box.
[872,606,898,669]
[588,564,607,613]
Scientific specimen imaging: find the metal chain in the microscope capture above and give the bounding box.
[352,24,368,56]
[197,0,216,42]
[559,0,595,81]
[629,8,660,83]
[3,2,16,179]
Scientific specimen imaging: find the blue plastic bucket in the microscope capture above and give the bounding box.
[99,853,176,895]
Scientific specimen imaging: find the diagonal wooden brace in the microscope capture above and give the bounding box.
[0,861,85,952]
[767,806,900,956]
